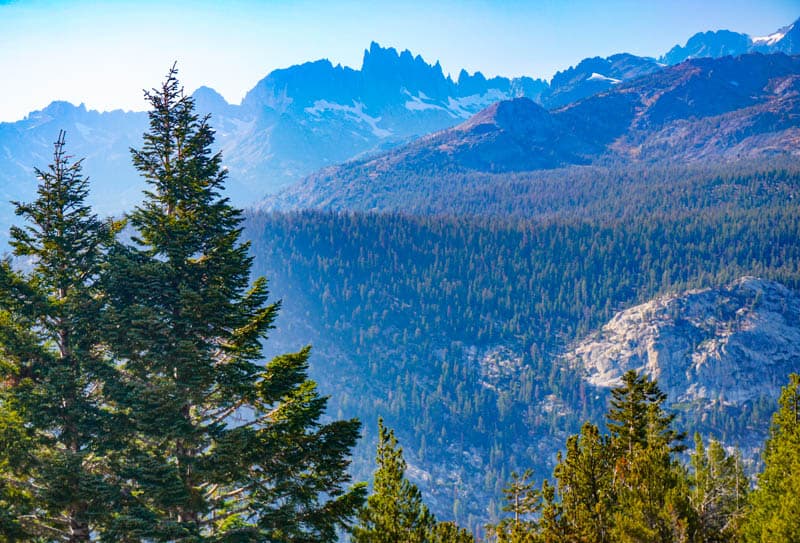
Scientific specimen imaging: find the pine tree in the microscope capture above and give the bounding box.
[351,419,435,543]
[689,433,747,542]
[552,422,613,543]
[606,371,690,543]
[0,132,119,541]
[607,370,684,457]
[537,480,567,543]
[101,66,365,541]
[742,373,800,543]
[428,521,475,543]
[352,419,473,542]
[489,470,540,543]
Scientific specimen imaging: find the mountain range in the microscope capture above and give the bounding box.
[2,15,798,230]
[661,16,800,64]
[265,52,800,212]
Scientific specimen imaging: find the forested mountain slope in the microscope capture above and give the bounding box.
[244,163,800,529]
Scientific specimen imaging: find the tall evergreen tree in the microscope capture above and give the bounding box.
[537,480,567,543]
[352,419,474,543]
[0,132,119,541]
[552,422,613,543]
[689,434,747,542]
[607,370,684,456]
[102,66,365,541]
[351,419,435,543]
[742,373,800,543]
[606,371,690,543]
[489,470,541,543]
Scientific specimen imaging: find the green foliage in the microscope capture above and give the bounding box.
[689,433,748,542]
[247,193,800,525]
[489,372,704,543]
[552,422,613,542]
[489,470,541,542]
[352,419,434,543]
[0,131,119,541]
[97,66,366,541]
[0,69,366,541]
[428,521,475,543]
[605,372,691,542]
[352,419,474,543]
[607,371,685,456]
[742,373,800,543]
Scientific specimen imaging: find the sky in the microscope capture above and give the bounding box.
[1,0,798,122]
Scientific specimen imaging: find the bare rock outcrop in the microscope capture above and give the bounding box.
[564,277,800,407]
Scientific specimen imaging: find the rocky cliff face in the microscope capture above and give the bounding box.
[564,277,800,410]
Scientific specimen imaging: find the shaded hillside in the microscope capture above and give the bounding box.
[245,165,800,528]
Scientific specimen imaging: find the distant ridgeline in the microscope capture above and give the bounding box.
[265,53,800,213]
[2,15,798,226]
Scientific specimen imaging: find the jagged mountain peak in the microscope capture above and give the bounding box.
[665,29,751,62]
[192,85,229,105]
[546,53,661,108]
[24,101,91,126]
[361,41,445,77]
[191,86,235,118]
[662,16,800,64]
[768,17,800,54]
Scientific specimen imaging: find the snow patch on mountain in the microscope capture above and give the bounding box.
[404,92,449,113]
[588,72,621,83]
[752,31,787,46]
[446,89,510,119]
[304,99,392,137]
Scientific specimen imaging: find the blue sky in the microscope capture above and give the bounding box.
[1,0,798,122]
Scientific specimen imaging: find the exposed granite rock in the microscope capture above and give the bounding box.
[564,277,800,408]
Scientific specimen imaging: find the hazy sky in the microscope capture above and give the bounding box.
[1,0,798,122]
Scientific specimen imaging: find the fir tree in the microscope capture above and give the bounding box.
[0,132,119,541]
[489,470,540,543]
[742,373,800,543]
[102,66,365,541]
[537,480,567,543]
[607,370,685,456]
